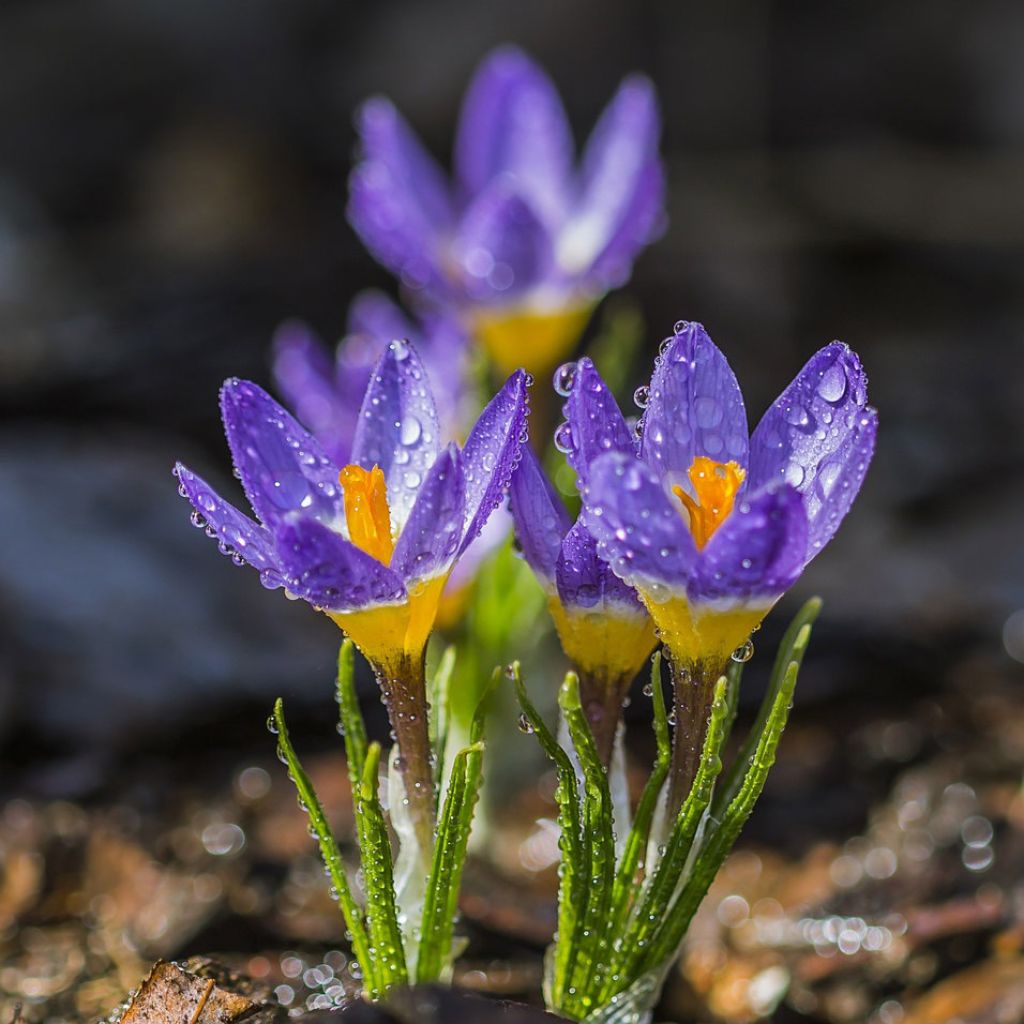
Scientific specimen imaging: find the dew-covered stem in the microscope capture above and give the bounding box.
[576,668,634,768]
[373,650,437,865]
[666,657,722,816]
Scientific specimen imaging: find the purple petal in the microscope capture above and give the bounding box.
[274,517,406,611]
[346,291,468,438]
[348,97,453,292]
[748,342,876,553]
[581,451,696,590]
[220,378,344,529]
[351,338,441,530]
[561,357,635,483]
[455,45,573,223]
[640,322,749,477]
[689,484,808,604]
[454,183,553,302]
[555,519,642,611]
[459,369,530,554]
[559,75,665,286]
[391,443,466,583]
[508,443,571,584]
[175,462,284,587]
[271,320,356,466]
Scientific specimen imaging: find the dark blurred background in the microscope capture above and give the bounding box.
[1,0,1022,796]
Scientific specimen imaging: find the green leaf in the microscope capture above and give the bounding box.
[415,739,485,982]
[719,657,745,752]
[429,644,457,792]
[607,675,731,995]
[355,742,408,992]
[647,601,819,968]
[560,673,618,1014]
[608,652,670,937]
[335,640,367,784]
[511,663,584,1008]
[417,669,496,982]
[271,699,377,997]
[711,597,821,821]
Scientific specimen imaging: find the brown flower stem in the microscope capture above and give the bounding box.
[373,651,437,865]
[666,657,723,817]
[576,669,634,769]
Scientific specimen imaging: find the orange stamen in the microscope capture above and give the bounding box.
[673,456,746,549]
[340,464,394,565]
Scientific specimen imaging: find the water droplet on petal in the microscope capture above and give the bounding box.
[554,421,574,454]
[553,361,578,397]
[817,362,847,403]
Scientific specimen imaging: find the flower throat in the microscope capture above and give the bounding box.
[673,456,745,549]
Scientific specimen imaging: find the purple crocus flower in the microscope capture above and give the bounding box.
[272,290,469,467]
[509,360,655,764]
[175,340,530,856]
[272,290,509,612]
[348,45,665,377]
[580,322,877,804]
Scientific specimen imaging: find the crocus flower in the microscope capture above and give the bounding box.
[509,360,656,764]
[272,291,508,621]
[175,340,530,859]
[581,322,877,805]
[348,45,665,378]
[272,290,469,467]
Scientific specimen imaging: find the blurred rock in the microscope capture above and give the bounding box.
[0,430,340,762]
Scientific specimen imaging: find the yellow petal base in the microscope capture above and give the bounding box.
[473,303,595,378]
[327,575,448,670]
[640,591,773,669]
[548,597,658,686]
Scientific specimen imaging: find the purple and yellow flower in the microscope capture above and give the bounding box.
[509,358,656,763]
[581,322,876,798]
[348,45,665,378]
[175,339,529,853]
[271,291,509,624]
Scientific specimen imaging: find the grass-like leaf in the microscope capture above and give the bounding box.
[511,663,584,1008]
[355,741,408,991]
[560,673,617,1010]
[646,603,818,968]
[606,676,730,996]
[719,656,745,752]
[271,698,377,997]
[416,667,496,982]
[335,640,367,783]
[428,644,457,793]
[711,597,821,821]
[607,652,671,937]
[416,739,485,982]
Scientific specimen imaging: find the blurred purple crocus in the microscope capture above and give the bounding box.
[348,45,665,377]
[175,341,530,859]
[509,360,655,764]
[580,322,877,804]
[272,290,469,467]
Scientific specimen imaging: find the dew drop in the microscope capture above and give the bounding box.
[553,421,574,454]
[553,361,578,397]
[731,639,755,663]
[399,415,422,446]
